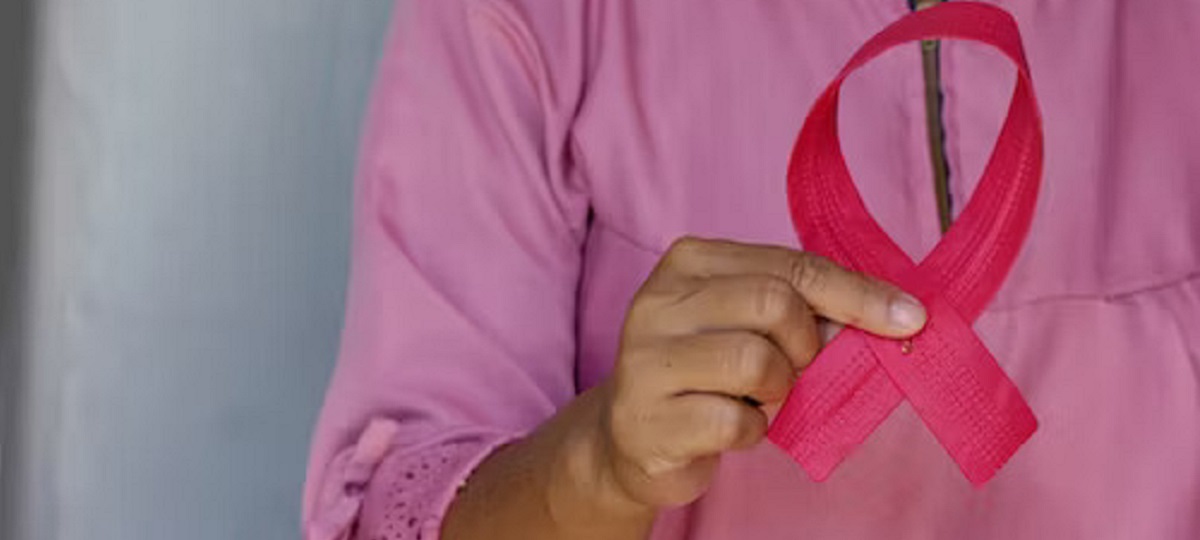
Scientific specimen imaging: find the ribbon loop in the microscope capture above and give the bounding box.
[768,2,1042,486]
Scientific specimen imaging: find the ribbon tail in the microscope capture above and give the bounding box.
[863,295,1038,486]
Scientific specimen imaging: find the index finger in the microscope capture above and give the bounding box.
[661,237,927,338]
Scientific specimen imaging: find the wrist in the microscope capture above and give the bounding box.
[546,385,657,537]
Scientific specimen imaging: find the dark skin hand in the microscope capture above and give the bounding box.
[442,237,928,540]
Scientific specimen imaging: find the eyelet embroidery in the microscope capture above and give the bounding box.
[359,441,478,540]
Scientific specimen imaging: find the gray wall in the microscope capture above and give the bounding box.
[0,0,35,523]
[2,0,395,538]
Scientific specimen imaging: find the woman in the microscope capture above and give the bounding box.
[303,1,1200,538]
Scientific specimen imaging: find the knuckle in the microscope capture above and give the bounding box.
[624,294,656,328]
[665,236,705,266]
[632,453,676,480]
[625,285,683,335]
[750,277,797,325]
[724,335,772,386]
[788,253,831,297]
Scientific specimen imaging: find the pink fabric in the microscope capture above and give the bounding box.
[769,2,1039,486]
[304,0,1200,538]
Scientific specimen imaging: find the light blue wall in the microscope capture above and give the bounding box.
[4,1,395,538]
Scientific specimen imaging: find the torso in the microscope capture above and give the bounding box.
[569,1,1200,537]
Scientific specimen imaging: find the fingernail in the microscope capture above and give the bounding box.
[889,293,927,331]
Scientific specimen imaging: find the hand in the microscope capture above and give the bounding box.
[596,237,927,509]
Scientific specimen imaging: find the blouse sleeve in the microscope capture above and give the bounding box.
[301,1,590,538]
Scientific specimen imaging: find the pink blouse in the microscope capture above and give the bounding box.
[303,1,1200,539]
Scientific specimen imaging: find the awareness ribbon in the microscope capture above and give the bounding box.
[767,2,1042,486]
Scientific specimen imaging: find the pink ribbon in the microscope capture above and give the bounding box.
[768,2,1042,486]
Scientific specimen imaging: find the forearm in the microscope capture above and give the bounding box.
[441,385,657,540]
